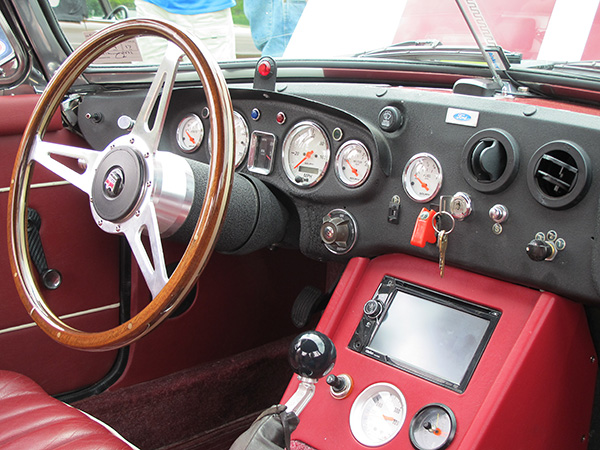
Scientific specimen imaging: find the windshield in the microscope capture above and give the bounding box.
[51,0,600,71]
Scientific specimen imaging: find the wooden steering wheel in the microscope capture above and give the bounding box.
[7,19,235,350]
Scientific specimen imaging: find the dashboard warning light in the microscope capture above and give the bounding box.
[258,60,272,77]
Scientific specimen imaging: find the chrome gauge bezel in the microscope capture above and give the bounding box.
[402,153,443,203]
[208,110,250,168]
[409,403,456,450]
[335,140,371,187]
[349,382,407,447]
[176,113,204,153]
[282,121,331,187]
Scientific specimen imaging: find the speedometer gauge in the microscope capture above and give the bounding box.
[335,140,371,187]
[282,121,330,187]
[176,114,204,153]
[349,383,407,447]
[402,153,443,203]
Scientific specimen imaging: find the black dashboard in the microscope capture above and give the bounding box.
[77,81,600,305]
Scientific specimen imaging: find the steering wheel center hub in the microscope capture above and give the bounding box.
[91,147,146,222]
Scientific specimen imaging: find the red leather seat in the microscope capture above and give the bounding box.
[0,370,135,450]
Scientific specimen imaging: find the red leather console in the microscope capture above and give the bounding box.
[283,254,598,449]
[0,370,134,449]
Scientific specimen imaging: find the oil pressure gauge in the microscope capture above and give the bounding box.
[349,383,407,447]
[402,153,443,203]
[409,404,456,450]
[176,113,204,153]
[335,140,371,187]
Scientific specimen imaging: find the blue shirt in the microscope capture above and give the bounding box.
[145,0,235,15]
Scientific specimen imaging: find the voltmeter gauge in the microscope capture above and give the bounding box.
[409,404,456,450]
[176,113,204,153]
[349,383,407,447]
[402,153,443,203]
[282,121,330,187]
[335,140,371,187]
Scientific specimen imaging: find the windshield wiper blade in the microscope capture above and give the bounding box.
[355,43,522,64]
[355,39,443,57]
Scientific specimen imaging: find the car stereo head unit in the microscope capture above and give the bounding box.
[349,276,501,393]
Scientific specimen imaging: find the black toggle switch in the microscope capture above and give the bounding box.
[526,239,556,261]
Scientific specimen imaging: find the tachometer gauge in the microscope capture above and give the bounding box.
[282,121,330,187]
[349,383,407,447]
[335,140,371,187]
[176,113,204,153]
[208,110,249,168]
[402,153,443,203]
[409,404,456,450]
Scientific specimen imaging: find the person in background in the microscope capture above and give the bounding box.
[135,0,237,62]
[244,0,306,57]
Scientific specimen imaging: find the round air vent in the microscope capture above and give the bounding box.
[461,129,519,193]
[527,140,591,209]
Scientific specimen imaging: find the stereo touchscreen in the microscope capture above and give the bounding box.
[349,276,501,392]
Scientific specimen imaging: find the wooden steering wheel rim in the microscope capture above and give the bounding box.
[7,19,235,351]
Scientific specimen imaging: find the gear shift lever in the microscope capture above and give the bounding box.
[230,331,336,450]
[285,330,337,416]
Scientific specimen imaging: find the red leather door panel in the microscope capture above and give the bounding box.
[0,95,120,395]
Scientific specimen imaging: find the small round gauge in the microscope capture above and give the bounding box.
[282,121,330,187]
[176,113,204,153]
[402,153,443,203]
[349,383,407,447]
[409,404,456,450]
[335,140,371,187]
[208,110,250,168]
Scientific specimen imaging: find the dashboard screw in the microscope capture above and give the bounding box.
[130,138,135,144]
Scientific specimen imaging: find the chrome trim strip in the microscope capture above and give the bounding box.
[0,303,120,335]
[0,180,70,193]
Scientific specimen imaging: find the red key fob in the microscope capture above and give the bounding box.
[410,208,437,247]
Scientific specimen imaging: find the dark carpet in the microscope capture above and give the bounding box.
[74,337,294,450]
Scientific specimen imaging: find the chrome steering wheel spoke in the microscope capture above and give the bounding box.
[131,42,184,155]
[29,136,101,195]
[121,202,169,299]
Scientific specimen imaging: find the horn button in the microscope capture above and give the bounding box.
[91,147,146,222]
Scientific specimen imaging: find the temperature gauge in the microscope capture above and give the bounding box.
[402,153,443,203]
[409,403,456,450]
[176,113,204,153]
[335,140,371,187]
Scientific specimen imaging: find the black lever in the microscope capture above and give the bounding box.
[27,208,62,290]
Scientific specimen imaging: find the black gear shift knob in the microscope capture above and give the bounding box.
[288,331,336,379]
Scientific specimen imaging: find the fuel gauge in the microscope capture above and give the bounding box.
[409,403,456,450]
[335,140,371,187]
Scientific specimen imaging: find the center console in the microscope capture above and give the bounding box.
[282,254,597,449]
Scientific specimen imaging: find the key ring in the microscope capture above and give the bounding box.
[432,210,455,234]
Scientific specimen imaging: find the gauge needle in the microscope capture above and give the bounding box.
[346,159,359,177]
[294,150,314,169]
[382,414,396,422]
[185,130,195,144]
[414,175,429,191]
